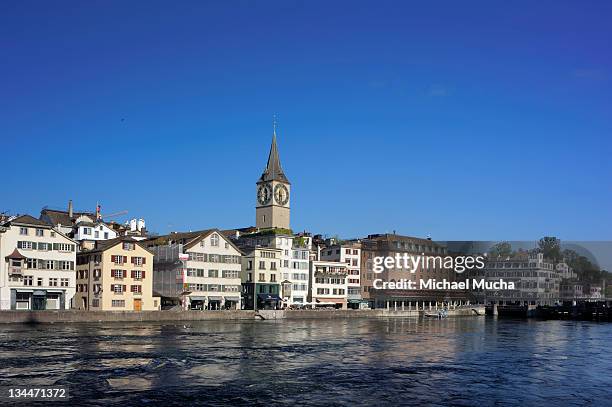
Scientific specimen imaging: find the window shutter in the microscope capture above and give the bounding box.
[111,270,114,277]
[142,270,146,279]
[131,270,135,278]
[53,243,59,250]
[142,257,146,265]
[123,256,128,263]
[71,244,75,252]
[32,242,37,250]
[131,257,135,264]
[111,255,116,263]
[123,285,126,292]
[123,270,127,278]
[17,241,23,249]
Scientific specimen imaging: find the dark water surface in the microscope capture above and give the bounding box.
[0,317,611,406]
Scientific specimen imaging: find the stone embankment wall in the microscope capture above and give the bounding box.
[0,307,485,324]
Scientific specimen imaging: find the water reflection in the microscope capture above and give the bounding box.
[0,318,611,406]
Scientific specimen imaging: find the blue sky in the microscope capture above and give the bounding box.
[1,1,611,240]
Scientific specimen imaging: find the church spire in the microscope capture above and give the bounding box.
[259,117,290,184]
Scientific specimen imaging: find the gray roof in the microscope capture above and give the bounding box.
[10,215,50,227]
[259,132,290,184]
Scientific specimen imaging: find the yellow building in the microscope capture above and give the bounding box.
[74,237,159,311]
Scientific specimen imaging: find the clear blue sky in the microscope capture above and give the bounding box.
[1,1,611,240]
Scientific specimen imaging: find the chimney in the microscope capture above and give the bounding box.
[317,245,321,261]
[68,200,73,218]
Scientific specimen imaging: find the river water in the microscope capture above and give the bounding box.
[0,317,610,406]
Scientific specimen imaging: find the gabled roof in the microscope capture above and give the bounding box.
[40,209,95,227]
[259,131,290,184]
[10,215,51,228]
[145,229,243,254]
[78,236,154,255]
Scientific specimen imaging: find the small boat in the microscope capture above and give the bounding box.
[425,309,448,319]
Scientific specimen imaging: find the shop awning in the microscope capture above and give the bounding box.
[224,297,240,302]
[208,296,223,301]
[189,296,206,301]
[257,293,281,301]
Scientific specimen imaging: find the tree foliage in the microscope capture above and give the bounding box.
[488,241,513,259]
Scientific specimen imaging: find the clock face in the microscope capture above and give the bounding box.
[257,184,272,205]
[274,184,289,206]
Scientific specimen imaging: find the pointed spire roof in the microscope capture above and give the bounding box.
[259,127,290,184]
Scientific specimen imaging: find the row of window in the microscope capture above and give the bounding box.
[186,253,241,264]
[23,276,70,287]
[17,241,75,252]
[111,269,145,279]
[22,259,75,270]
[316,288,345,295]
[186,269,240,279]
[110,255,146,266]
[80,227,110,240]
[19,227,55,237]
[245,273,278,283]
[110,284,143,294]
[185,284,241,292]
[315,277,346,285]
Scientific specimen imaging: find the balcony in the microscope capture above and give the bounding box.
[9,267,23,276]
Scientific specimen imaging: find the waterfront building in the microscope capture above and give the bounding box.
[145,230,242,310]
[309,260,349,309]
[0,215,77,310]
[360,233,467,309]
[479,252,561,306]
[234,231,311,308]
[319,241,364,308]
[240,246,283,309]
[74,236,159,311]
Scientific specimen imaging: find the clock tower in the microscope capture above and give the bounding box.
[256,127,290,230]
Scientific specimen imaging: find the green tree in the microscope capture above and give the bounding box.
[488,241,513,259]
[538,237,561,262]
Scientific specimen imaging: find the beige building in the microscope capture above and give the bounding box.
[309,260,348,309]
[74,237,159,311]
[0,215,77,310]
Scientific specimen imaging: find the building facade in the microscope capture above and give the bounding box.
[320,241,363,308]
[360,233,467,309]
[74,237,159,311]
[0,215,76,310]
[479,252,561,306]
[241,246,282,310]
[309,260,348,309]
[145,229,242,310]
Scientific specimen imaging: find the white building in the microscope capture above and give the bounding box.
[320,241,362,308]
[309,260,349,309]
[146,229,242,310]
[235,232,311,308]
[0,215,77,310]
[73,221,118,249]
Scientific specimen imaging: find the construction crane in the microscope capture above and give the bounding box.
[95,203,128,221]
